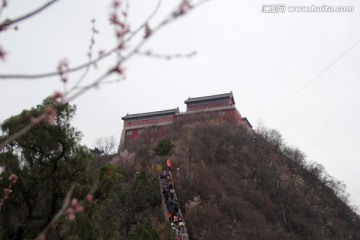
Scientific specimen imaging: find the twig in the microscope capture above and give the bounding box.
[35,184,75,240]
[34,177,100,239]
[125,0,162,43]
[0,52,109,80]
[65,73,109,102]
[75,78,124,89]
[0,113,46,149]
[66,18,99,96]
[281,202,287,224]
[0,0,7,19]
[0,0,60,31]
[0,0,162,80]
[136,50,196,60]
[0,0,206,80]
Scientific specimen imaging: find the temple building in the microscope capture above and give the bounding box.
[119,92,251,150]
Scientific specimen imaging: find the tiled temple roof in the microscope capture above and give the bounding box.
[184,92,234,104]
[122,108,179,120]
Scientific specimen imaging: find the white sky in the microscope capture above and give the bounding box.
[1,0,360,210]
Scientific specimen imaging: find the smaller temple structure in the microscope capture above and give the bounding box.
[119,92,251,150]
[185,92,236,111]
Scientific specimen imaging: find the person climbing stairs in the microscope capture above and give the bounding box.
[159,169,189,240]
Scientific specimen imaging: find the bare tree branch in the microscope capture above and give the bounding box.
[136,50,196,60]
[0,0,206,81]
[0,112,47,149]
[0,0,60,32]
[35,184,75,240]
[94,136,116,155]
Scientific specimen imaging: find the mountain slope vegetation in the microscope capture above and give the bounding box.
[143,121,360,240]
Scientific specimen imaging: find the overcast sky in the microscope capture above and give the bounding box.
[1,0,360,210]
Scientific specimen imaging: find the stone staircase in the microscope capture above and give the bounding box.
[159,171,189,240]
